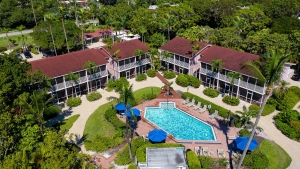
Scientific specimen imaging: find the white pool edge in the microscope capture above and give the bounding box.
[144,102,217,141]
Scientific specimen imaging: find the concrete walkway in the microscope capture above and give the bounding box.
[0,29,33,37]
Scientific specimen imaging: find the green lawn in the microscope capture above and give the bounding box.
[60,114,80,131]
[258,140,291,169]
[0,34,33,49]
[84,86,162,142]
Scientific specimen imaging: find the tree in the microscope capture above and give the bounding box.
[66,72,79,97]
[192,44,200,56]
[211,59,224,89]
[82,60,98,92]
[237,49,290,168]
[148,48,159,69]
[162,13,175,41]
[30,0,37,25]
[58,6,70,53]
[138,26,147,43]
[163,81,174,96]
[45,13,58,56]
[114,49,120,61]
[17,25,27,51]
[134,49,145,61]
[236,105,257,126]
[226,72,242,98]
[2,28,11,51]
[78,8,87,50]
[149,33,166,48]
[107,85,135,160]
[161,51,173,70]
[19,91,61,134]
[273,80,290,99]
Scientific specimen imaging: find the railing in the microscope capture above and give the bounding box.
[218,74,239,85]
[161,57,174,63]
[174,59,189,68]
[88,71,108,80]
[200,68,213,76]
[119,58,151,71]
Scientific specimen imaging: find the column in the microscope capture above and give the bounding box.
[236,78,241,98]
[63,76,68,99]
[86,70,89,92]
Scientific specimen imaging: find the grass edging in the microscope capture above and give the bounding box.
[59,114,80,131]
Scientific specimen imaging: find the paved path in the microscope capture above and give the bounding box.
[0,29,33,37]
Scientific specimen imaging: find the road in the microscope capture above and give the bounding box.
[0,29,33,38]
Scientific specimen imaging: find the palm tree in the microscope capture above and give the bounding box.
[138,26,147,43]
[2,28,11,51]
[236,106,257,126]
[78,8,87,50]
[107,85,135,160]
[66,72,79,97]
[70,0,79,25]
[106,17,115,43]
[30,0,37,26]
[161,51,173,70]
[17,25,26,51]
[83,61,98,92]
[114,49,120,61]
[163,81,174,96]
[134,49,145,61]
[148,48,159,69]
[192,44,200,56]
[45,13,58,56]
[162,13,175,41]
[58,6,70,53]
[226,72,243,98]
[233,16,245,36]
[237,50,290,168]
[20,91,62,134]
[211,59,224,89]
[273,80,290,99]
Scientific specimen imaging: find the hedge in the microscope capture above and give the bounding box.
[182,92,231,118]
[274,110,300,141]
[147,69,156,77]
[127,164,137,169]
[187,151,201,169]
[262,104,276,116]
[203,88,219,98]
[243,150,269,169]
[66,97,82,107]
[136,143,184,162]
[175,74,201,88]
[104,108,126,129]
[86,91,102,101]
[222,95,240,106]
[115,137,150,165]
[276,86,300,111]
[136,73,147,81]
[0,47,7,52]
[163,70,176,79]
[239,129,250,136]
[198,156,213,169]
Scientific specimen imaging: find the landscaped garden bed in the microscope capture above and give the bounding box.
[86,91,102,101]
[203,88,219,98]
[222,95,240,106]
[66,97,82,107]
[175,74,201,88]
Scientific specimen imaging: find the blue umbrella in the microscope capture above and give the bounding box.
[148,129,167,142]
[115,103,130,111]
[124,109,132,117]
[131,108,141,116]
[233,137,259,151]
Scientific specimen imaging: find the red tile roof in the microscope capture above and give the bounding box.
[199,45,260,76]
[103,39,149,60]
[84,29,112,39]
[159,37,209,58]
[30,49,109,78]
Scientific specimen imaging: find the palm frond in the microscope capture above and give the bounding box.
[241,60,266,82]
[106,96,118,101]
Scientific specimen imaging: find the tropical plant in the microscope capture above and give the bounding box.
[82,60,98,92]
[192,44,200,56]
[237,49,290,168]
[16,25,26,50]
[273,80,290,99]
[161,51,173,70]
[226,72,243,98]
[114,49,120,61]
[2,28,11,51]
[45,13,58,56]
[58,5,70,53]
[107,85,135,160]
[78,8,87,50]
[163,81,174,96]
[66,72,79,97]
[30,0,37,25]
[211,59,223,89]
[138,26,147,43]
[236,106,257,126]
[134,49,145,61]
[148,48,159,69]
[162,13,175,41]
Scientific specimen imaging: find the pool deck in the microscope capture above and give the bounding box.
[119,98,238,159]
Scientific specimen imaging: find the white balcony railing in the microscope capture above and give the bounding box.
[88,71,108,80]
[119,58,151,71]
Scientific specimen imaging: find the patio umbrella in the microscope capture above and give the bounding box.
[148,129,167,142]
[115,103,130,111]
[131,108,141,116]
[124,109,132,118]
[233,137,259,151]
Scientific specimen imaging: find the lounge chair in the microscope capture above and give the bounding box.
[199,105,207,114]
[194,146,201,156]
[182,97,190,105]
[187,98,195,107]
[217,149,225,158]
[214,110,219,116]
[228,135,237,140]
[193,102,201,110]
[202,147,210,156]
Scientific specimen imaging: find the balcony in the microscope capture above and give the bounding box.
[88,71,108,80]
[162,57,174,63]
[174,59,189,69]
[119,58,151,71]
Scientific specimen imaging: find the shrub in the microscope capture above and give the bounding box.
[198,156,213,169]
[274,110,300,141]
[203,88,219,98]
[85,135,124,152]
[249,104,260,117]
[147,69,156,77]
[276,86,300,111]
[181,92,231,118]
[239,129,250,136]
[187,151,201,169]
[243,150,269,169]
[114,77,129,92]
[186,75,201,88]
[136,73,147,81]
[175,74,189,87]
[266,97,278,107]
[66,97,82,107]
[262,104,276,116]
[233,115,243,128]
[127,164,137,169]
[136,143,184,162]
[0,47,7,52]
[104,108,126,129]
[107,78,116,91]
[30,48,39,54]
[163,70,176,79]
[102,38,113,44]
[86,91,102,101]
[222,95,240,106]
[141,93,156,100]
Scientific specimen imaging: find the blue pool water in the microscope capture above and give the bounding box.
[145,102,216,140]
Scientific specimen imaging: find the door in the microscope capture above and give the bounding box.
[225,83,231,94]
[206,77,211,87]
[246,91,253,103]
[142,66,146,73]
[126,71,130,79]
[179,68,183,74]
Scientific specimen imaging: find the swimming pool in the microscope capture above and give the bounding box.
[145,102,216,140]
